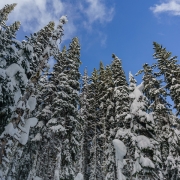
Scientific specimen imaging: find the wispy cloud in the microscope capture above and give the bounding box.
[150,0,180,16]
[0,0,76,41]
[0,0,114,42]
[84,0,114,24]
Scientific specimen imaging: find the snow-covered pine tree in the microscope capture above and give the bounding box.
[152,43,180,179]
[0,4,22,134]
[153,42,180,116]
[0,13,68,179]
[102,65,116,180]
[32,49,68,180]
[16,67,54,180]
[105,54,129,179]
[0,3,16,25]
[17,38,81,180]
[111,54,129,128]
[59,37,82,179]
[79,68,90,180]
[165,113,180,179]
[88,68,102,180]
[98,61,109,179]
[136,63,172,179]
[20,47,67,180]
[116,72,160,179]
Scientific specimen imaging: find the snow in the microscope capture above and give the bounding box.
[130,82,144,101]
[47,118,57,126]
[36,121,44,128]
[140,156,155,168]
[6,63,28,85]
[133,160,142,174]
[27,95,37,111]
[17,100,26,110]
[49,125,65,133]
[146,112,154,123]
[31,133,42,141]
[135,135,153,149]
[113,139,126,163]
[33,177,42,180]
[113,139,127,180]
[130,99,140,115]
[74,173,83,180]
[25,44,33,53]
[116,128,131,139]
[60,15,68,24]
[54,152,61,180]
[129,71,137,83]
[125,114,131,120]
[19,117,38,145]
[1,123,19,138]
[0,68,6,79]
[14,89,21,104]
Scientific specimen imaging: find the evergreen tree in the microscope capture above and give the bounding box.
[116,72,160,179]
[153,42,180,116]
[79,68,90,179]
[105,54,129,179]
[98,61,108,179]
[0,4,23,134]
[111,54,129,128]
[22,48,67,180]
[136,63,172,179]
[88,68,102,180]
[103,66,116,180]
[152,43,180,179]
[0,11,68,179]
[59,37,81,179]
[18,37,82,180]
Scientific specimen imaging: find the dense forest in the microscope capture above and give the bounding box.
[0,3,180,180]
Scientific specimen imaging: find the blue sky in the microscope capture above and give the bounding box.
[1,0,180,84]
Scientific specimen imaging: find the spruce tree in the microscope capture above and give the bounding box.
[153,42,180,116]
[116,72,160,179]
[0,11,68,179]
[108,54,129,179]
[98,61,108,179]
[103,66,116,180]
[0,4,23,134]
[136,63,172,179]
[111,54,129,128]
[18,37,82,180]
[59,37,81,179]
[88,68,102,180]
[23,48,67,180]
[152,43,180,179]
[79,68,90,179]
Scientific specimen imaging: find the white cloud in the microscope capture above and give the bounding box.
[150,0,180,16]
[0,0,114,44]
[84,0,114,23]
[0,0,76,41]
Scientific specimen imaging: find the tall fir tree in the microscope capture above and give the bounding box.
[98,61,108,179]
[79,68,90,179]
[0,3,23,134]
[88,68,103,180]
[59,37,82,179]
[136,63,172,179]
[111,54,129,128]
[116,72,161,179]
[153,42,180,116]
[0,9,68,178]
[103,65,116,180]
[110,54,130,179]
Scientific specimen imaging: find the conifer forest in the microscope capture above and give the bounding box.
[1,3,180,180]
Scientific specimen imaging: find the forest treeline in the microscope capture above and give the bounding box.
[0,3,180,180]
